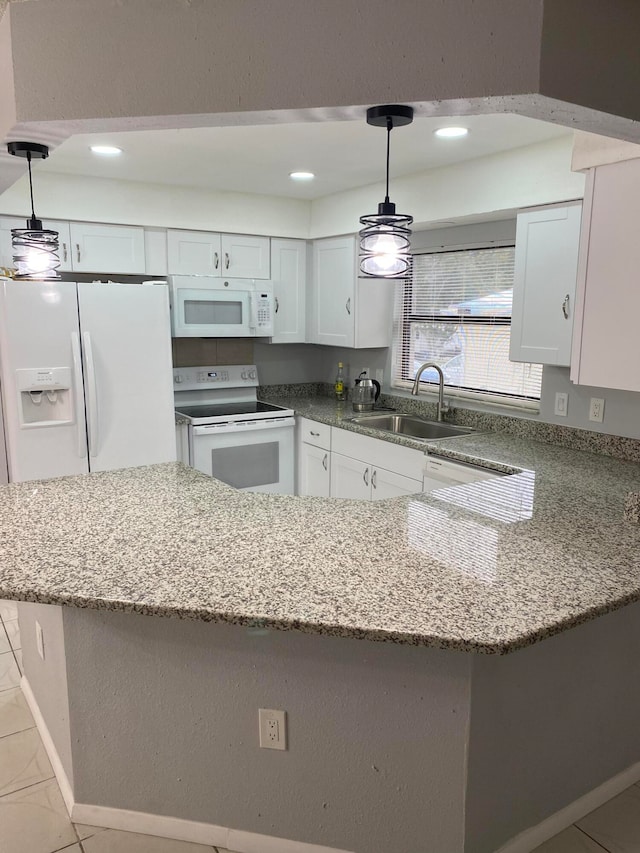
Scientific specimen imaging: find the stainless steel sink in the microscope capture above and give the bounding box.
[348,413,475,441]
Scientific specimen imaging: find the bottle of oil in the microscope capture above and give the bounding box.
[334,362,346,401]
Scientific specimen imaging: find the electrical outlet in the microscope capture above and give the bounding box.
[375,369,384,384]
[35,621,45,660]
[554,392,568,417]
[259,708,287,750]
[589,397,605,423]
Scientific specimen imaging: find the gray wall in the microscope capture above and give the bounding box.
[63,608,471,853]
[18,601,73,786]
[466,601,640,853]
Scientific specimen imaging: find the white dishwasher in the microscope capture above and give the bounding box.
[422,456,503,491]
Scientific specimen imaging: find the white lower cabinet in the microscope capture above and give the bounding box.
[330,452,422,500]
[299,442,331,496]
[297,417,331,496]
[330,427,425,501]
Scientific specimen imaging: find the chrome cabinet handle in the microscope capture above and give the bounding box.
[62,243,68,263]
[275,296,279,313]
[346,297,351,315]
[214,252,219,270]
[76,243,81,263]
[562,294,570,319]
[372,469,377,489]
[363,467,369,486]
[310,430,320,436]
[322,453,328,471]
[225,252,230,269]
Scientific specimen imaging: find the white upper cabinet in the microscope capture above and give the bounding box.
[270,238,306,343]
[167,230,221,276]
[70,223,146,274]
[221,233,270,279]
[167,230,270,278]
[510,201,582,367]
[309,235,394,348]
[571,159,640,392]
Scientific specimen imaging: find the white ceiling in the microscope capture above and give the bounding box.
[46,114,570,201]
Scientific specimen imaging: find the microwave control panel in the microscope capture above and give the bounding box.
[254,292,272,330]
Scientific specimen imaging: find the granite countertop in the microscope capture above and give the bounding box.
[2,393,640,654]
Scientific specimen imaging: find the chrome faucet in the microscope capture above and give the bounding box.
[411,362,449,422]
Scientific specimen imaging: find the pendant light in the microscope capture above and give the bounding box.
[359,104,414,279]
[7,141,60,280]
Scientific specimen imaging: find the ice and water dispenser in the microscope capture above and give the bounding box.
[16,367,74,427]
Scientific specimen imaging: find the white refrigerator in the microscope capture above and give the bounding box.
[0,280,176,483]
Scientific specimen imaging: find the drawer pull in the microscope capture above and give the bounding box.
[310,430,320,436]
[76,243,81,263]
[372,469,377,489]
[346,297,351,315]
[562,294,570,319]
[62,243,68,263]
[322,453,328,471]
[214,252,219,269]
[225,252,230,269]
[363,467,369,486]
[275,296,279,313]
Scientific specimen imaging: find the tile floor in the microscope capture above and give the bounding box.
[1,600,640,853]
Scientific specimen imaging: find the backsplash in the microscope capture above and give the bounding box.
[172,338,254,367]
[260,382,640,464]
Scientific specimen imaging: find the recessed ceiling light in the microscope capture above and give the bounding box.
[434,127,469,139]
[289,171,315,180]
[90,145,123,156]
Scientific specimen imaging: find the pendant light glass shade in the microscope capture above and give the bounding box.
[359,105,414,279]
[7,142,60,280]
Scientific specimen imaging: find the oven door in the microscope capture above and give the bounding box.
[170,281,252,337]
[191,418,295,494]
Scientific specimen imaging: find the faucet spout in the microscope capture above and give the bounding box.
[411,362,448,422]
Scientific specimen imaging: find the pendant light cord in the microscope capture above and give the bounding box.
[385,116,392,204]
[26,151,36,221]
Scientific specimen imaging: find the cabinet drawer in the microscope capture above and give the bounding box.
[298,417,331,450]
[331,427,425,481]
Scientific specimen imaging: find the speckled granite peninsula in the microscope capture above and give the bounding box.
[7,430,640,853]
[2,423,640,653]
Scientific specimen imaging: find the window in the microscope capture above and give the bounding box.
[392,245,542,405]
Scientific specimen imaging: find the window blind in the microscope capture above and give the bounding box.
[392,246,542,401]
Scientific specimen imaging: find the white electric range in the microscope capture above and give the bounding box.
[174,365,295,494]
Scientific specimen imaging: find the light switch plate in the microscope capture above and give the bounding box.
[554,392,568,417]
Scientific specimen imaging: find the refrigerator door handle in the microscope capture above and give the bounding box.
[70,332,86,459]
[82,332,99,458]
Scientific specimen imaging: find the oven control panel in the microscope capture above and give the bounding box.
[173,365,258,391]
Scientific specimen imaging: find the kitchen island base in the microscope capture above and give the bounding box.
[16,600,640,853]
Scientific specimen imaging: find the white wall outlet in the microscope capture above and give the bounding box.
[259,708,287,750]
[375,369,384,384]
[589,397,605,423]
[35,621,45,660]
[554,392,568,417]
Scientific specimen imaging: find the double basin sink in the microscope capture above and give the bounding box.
[348,413,475,441]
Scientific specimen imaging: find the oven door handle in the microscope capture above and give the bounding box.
[192,417,295,436]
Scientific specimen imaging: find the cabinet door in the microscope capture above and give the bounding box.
[221,234,270,279]
[310,236,355,347]
[167,230,222,276]
[271,238,307,343]
[510,202,581,366]
[70,223,146,273]
[571,160,640,392]
[330,451,371,500]
[371,467,422,500]
[0,217,26,270]
[298,442,331,497]
[354,277,395,348]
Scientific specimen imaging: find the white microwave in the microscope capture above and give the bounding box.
[169,276,274,338]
